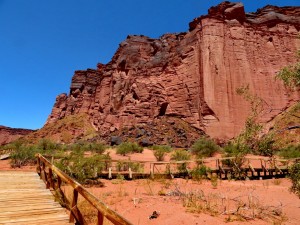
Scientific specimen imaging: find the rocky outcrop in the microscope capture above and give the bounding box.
[0,126,34,145]
[46,2,300,145]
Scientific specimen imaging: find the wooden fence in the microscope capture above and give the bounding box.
[93,156,300,180]
[36,153,133,225]
[0,149,14,160]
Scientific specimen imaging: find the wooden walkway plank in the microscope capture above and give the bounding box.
[0,171,73,225]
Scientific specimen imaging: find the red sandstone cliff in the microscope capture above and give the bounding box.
[46,2,300,145]
[0,125,34,145]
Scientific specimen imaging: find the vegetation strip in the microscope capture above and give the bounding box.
[36,153,133,225]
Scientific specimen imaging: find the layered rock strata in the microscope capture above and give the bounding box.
[0,126,34,145]
[46,2,300,144]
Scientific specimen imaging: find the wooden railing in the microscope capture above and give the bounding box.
[36,153,133,225]
[121,156,299,179]
[0,148,14,155]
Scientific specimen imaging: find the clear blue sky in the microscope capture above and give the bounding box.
[0,0,299,129]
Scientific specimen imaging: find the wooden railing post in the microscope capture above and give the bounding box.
[98,211,104,225]
[48,168,54,190]
[41,162,48,186]
[37,156,41,175]
[151,163,154,179]
[57,176,62,190]
[108,167,112,179]
[69,189,78,223]
[129,168,132,179]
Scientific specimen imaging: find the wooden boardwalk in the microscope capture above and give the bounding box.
[0,171,73,225]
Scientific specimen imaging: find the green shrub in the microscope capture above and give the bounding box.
[91,143,107,154]
[289,162,300,198]
[279,145,300,159]
[276,62,300,88]
[151,145,172,152]
[224,142,249,157]
[70,142,107,154]
[154,149,167,161]
[55,154,111,183]
[70,146,85,157]
[116,142,143,156]
[223,142,247,178]
[171,150,191,173]
[129,161,144,172]
[116,161,144,172]
[10,145,39,168]
[171,150,191,161]
[67,141,107,156]
[116,161,126,171]
[37,139,57,151]
[253,135,277,156]
[8,139,67,167]
[2,139,26,151]
[69,143,83,152]
[191,165,210,181]
[191,137,220,158]
[151,145,172,161]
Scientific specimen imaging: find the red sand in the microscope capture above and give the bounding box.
[86,178,300,225]
[1,149,300,225]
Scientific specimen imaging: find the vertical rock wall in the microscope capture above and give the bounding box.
[46,2,300,142]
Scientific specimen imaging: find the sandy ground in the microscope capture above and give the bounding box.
[83,178,300,225]
[1,150,300,225]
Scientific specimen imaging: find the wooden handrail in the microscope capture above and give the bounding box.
[36,153,133,225]
[0,148,14,154]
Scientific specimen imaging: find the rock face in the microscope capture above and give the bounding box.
[0,126,34,145]
[46,2,300,145]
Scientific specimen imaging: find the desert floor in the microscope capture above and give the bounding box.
[1,150,300,225]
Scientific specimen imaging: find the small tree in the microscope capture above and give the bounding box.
[289,163,300,198]
[275,48,300,89]
[191,137,220,158]
[171,150,191,173]
[275,36,300,88]
[236,85,264,151]
[152,145,172,161]
[223,141,248,179]
[37,139,57,151]
[279,145,300,159]
[253,134,277,156]
[116,142,143,156]
[171,150,191,161]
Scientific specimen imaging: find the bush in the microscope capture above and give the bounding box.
[276,62,300,88]
[151,145,172,161]
[9,139,66,167]
[37,139,57,151]
[153,149,167,161]
[171,150,191,173]
[10,145,39,168]
[69,141,107,154]
[68,141,107,156]
[1,139,26,151]
[224,141,249,157]
[191,137,220,158]
[253,135,277,156]
[116,142,143,155]
[289,162,300,198]
[191,164,210,181]
[91,143,107,154]
[223,142,248,178]
[171,150,191,161]
[55,154,111,183]
[116,161,144,172]
[279,145,300,159]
